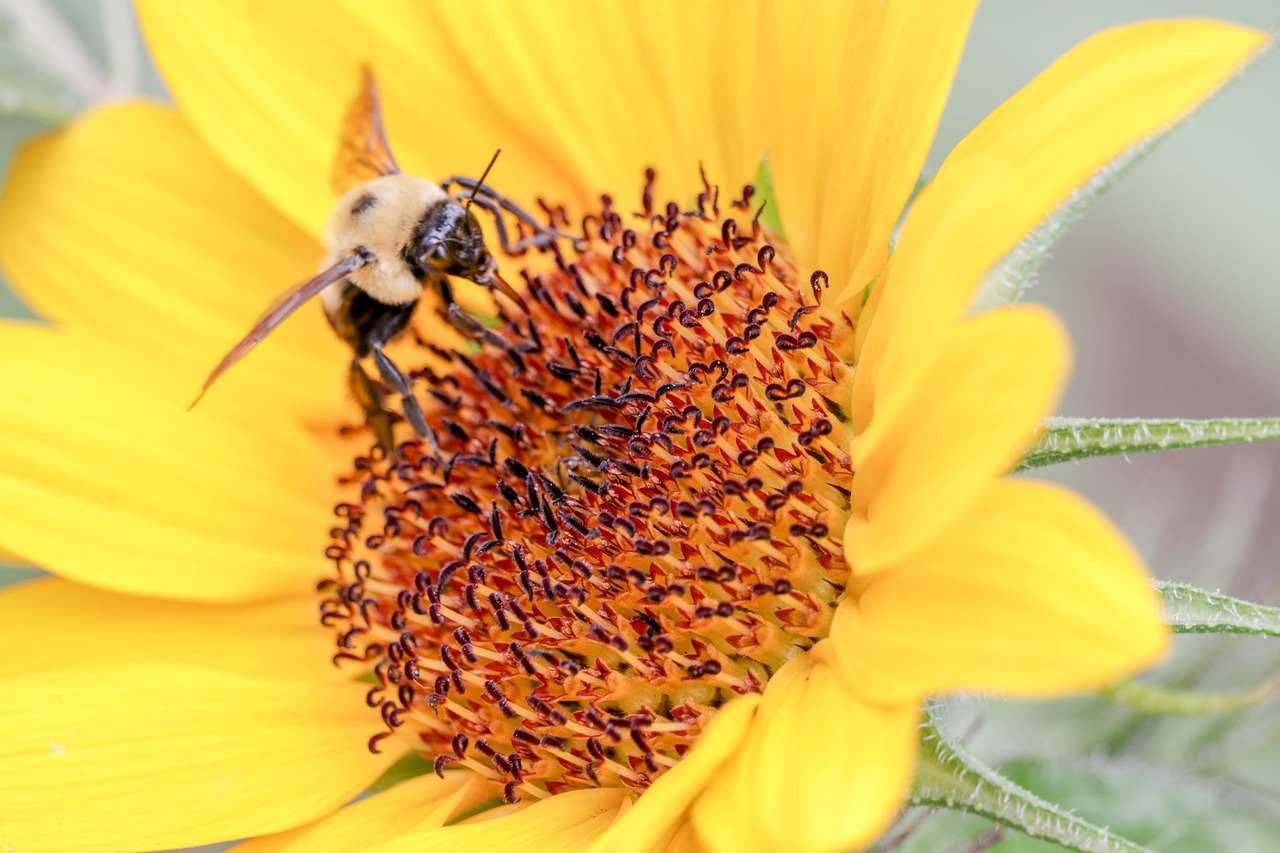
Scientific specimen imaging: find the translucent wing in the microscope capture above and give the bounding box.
[331,65,402,194]
[190,253,368,408]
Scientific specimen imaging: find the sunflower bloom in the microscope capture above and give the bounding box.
[0,4,1266,852]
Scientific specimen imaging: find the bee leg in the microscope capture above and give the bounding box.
[440,176,584,252]
[369,344,430,439]
[348,357,396,455]
[445,300,518,353]
[435,275,515,352]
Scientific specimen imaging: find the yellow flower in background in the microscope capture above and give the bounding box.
[0,3,1264,852]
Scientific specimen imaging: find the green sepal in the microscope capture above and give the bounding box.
[911,708,1152,853]
[1159,581,1280,639]
[970,43,1268,314]
[1100,677,1280,715]
[751,155,784,237]
[367,751,437,793]
[1017,416,1280,472]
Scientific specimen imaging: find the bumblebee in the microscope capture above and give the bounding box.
[193,67,561,450]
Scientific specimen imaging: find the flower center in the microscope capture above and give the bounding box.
[319,173,854,804]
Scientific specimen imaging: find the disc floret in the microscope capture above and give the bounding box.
[320,175,855,803]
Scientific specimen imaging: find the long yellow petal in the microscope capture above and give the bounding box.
[368,787,628,853]
[134,1,767,236]
[0,577,333,680]
[693,653,918,853]
[0,325,334,602]
[0,102,346,417]
[833,480,1167,704]
[0,663,396,853]
[764,0,978,296]
[852,20,1270,432]
[590,694,761,853]
[847,306,1070,574]
[232,772,486,853]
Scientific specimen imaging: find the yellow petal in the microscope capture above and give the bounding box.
[0,102,347,417]
[368,787,628,853]
[833,480,1168,704]
[0,325,334,602]
[693,653,918,853]
[135,1,766,236]
[0,663,395,853]
[590,694,761,853]
[232,772,485,853]
[853,20,1270,432]
[847,306,1070,573]
[764,0,979,295]
[0,577,336,681]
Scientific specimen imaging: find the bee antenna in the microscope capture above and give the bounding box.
[465,148,501,210]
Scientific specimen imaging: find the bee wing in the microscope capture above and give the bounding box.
[331,64,402,195]
[190,253,368,409]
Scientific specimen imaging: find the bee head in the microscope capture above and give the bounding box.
[409,200,494,283]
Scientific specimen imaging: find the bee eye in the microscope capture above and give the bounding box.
[424,243,451,269]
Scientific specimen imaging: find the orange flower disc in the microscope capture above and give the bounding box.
[320,174,854,803]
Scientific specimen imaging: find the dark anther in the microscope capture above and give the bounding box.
[368,732,393,754]
[498,481,521,505]
[403,659,420,683]
[434,755,457,778]
[441,418,470,444]
[520,388,549,409]
[765,379,808,401]
[503,781,521,804]
[450,491,481,512]
[810,270,829,300]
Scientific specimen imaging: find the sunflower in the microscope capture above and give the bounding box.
[0,4,1265,852]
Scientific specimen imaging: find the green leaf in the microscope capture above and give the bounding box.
[1100,677,1280,716]
[1158,581,1280,639]
[1017,417,1280,472]
[911,711,1151,853]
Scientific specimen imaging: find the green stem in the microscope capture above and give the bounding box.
[1159,581,1280,638]
[1100,677,1280,715]
[911,712,1151,853]
[1017,417,1280,471]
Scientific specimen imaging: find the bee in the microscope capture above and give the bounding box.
[192,67,565,451]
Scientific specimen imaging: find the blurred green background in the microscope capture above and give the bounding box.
[0,2,1276,851]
